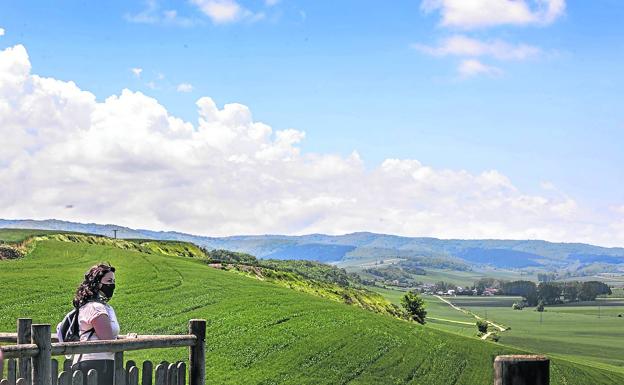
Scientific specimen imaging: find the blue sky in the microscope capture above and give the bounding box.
[1,1,623,243]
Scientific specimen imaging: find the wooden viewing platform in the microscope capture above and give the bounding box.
[0,318,205,385]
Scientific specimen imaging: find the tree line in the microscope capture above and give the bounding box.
[501,280,611,306]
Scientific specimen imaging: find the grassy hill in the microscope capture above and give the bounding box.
[1,230,623,384]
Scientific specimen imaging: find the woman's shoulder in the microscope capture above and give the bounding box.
[80,300,110,312]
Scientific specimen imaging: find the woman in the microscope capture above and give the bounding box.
[71,263,119,385]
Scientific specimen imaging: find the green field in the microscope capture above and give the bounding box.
[2,231,624,384]
[444,296,624,373]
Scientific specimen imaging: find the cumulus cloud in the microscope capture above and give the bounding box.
[413,35,541,60]
[421,0,566,29]
[131,68,143,78]
[458,59,502,77]
[1,43,622,246]
[0,28,5,37]
[177,83,193,93]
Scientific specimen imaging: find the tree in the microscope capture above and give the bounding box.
[538,282,561,305]
[401,291,427,324]
[579,281,611,301]
[502,280,538,306]
[476,320,488,333]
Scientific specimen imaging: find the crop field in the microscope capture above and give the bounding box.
[1,232,623,384]
[445,296,624,373]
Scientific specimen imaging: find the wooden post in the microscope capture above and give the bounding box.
[176,363,185,385]
[154,365,165,385]
[141,361,153,385]
[17,319,32,385]
[494,355,549,385]
[85,370,97,385]
[188,320,205,385]
[127,367,138,385]
[114,352,124,385]
[7,359,16,385]
[70,371,82,385]
[50,360,58,385]
[31,325,52,385]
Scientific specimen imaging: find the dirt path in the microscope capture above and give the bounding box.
[434,295,506,333]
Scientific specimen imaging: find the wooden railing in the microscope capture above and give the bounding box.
[0,318,205,385]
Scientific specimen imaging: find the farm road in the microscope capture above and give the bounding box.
[433,295,506,337]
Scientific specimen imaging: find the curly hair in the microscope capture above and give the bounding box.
[73,263,116,308]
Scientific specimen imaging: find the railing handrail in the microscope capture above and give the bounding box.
[1,319,206,385]
[0,333,186,343]
[1,335,197,359]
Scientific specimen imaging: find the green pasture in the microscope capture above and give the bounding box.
[446,296,624,373]
[0,232,622,384]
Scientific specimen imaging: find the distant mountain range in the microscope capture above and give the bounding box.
[2,218,624,269]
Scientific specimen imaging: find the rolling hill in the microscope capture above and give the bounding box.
[1,229,624,384]
[2,219,624,271]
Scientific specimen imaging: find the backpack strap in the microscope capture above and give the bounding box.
[75,328,95,363]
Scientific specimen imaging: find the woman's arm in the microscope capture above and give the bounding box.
[91,314,114,340]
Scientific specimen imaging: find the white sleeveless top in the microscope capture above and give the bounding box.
[73,301,120,363]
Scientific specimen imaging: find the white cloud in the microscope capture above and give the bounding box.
[177,83,193,93]
[458,59,502,77]
[1,43,622,246]
[265,0,280,6]
[413,35,541,60]
[125,1,196,27]
[131,68,143,78]
[0,28,5,37]
[421,0,566,29]
[191,0,244,24]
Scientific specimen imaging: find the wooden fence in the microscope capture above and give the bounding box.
[0,319,205,385]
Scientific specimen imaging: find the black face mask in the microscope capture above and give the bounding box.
[100,283,115,299]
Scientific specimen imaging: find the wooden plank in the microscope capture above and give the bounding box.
[125,360,136,384]
[71,371,82,385]
[113,352,124,385]
[141,361,152,385]
[153,366,165,385]
[494,355,549,385]
[51,359,58,385]
[0,346,39,360]
[31,324,52,385]
[7,358,16,385]
[50,336,196,356]
[167,364,176,385]
[62,361,71,378]
[175,363,185,385]
[127,367,138,385]
[57,372,70,385]
[188,320,205,385]
[17,319,32,385]
[85,370,97,385]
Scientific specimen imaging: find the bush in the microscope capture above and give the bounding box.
[476,320,488,333]
[536,300,545,312]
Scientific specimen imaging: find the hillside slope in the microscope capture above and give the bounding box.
[0,234,622,384]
